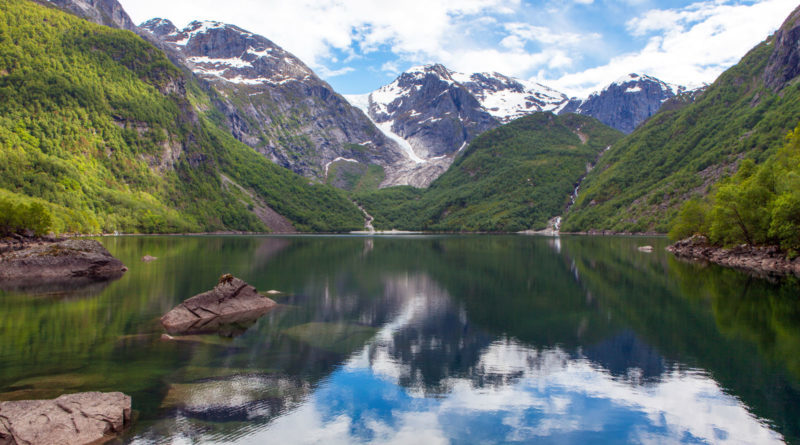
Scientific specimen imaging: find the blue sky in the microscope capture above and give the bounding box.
[120,0,798,97]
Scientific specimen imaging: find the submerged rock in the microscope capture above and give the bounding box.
[0,240,127,291]
[667,236,800,277]
[161,275,277,335]
[0,391,132,445]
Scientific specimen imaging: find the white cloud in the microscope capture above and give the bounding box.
[120,0,799,97]
[546,0,798,97]
[316,66,355,78]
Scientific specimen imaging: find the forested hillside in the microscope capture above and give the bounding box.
[0,0,362,234]
[356,113,622,232]
[670,123,800,252]
[562,5,800,233]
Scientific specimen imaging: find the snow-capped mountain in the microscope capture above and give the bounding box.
[559,73,689,134]
[142,19,316,87]
[346,65,572,186]
[456,71,570,123]
[141,18,412,186]
[347,64,499,161]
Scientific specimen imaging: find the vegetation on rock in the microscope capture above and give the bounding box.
[670,123,800,254]
[562,28,800,233]
[0,0,362,234]
[355,113,622,232]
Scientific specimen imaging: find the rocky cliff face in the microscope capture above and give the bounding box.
[558,74,687,134]
[140,19,411,187]
[42,0,137,31]
[763,5,800,92]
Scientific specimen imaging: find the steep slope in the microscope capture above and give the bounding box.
[40,0,137,31]
[349,66,687,187]
[558,74,689,134]
[562,5,800,234]
[140,18,410,189]
[0,0,362,233]
[355,113,623,232]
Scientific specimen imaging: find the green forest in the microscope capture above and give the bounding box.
[0,0,362,234]
[356,113,622,232]
[670,122,800,253]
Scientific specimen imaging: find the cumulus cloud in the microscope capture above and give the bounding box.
[120,0,798,97]
[546,0,798,96]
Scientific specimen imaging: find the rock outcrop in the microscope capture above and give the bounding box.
[763,4,800,92]
[0,392,132,445]
[667,235,800,277]
[559,74,688,134]
[40,0,138,31]
[161,275,277,335]
[0,239,127,288]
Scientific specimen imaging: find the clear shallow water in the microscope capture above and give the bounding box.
[0,235,799,444]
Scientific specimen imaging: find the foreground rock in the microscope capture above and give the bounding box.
[161,275,277,335]
[667,235,800,277]
[0,240,127,290]
[0,392,132,445]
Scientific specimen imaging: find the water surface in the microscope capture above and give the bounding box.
[0,235,798,444]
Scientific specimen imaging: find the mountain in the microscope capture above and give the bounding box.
[559,74,691,134]
[355,113,623,232]
[1,0,363,233]
[39,0,138,31]
[139,18,420,190]
[349,65,689,187]
[346,64,575,187]
[562,4,800,233]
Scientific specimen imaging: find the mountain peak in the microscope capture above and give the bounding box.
[140,18,177,37]
[144,19,313,85]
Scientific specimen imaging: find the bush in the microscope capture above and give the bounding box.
[0,198,53,236]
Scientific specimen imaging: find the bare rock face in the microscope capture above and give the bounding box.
[161,275,277,335]
[763,5,800,92]
[0,240,127,288]
[559,74,686,134]
[0,392,132,445]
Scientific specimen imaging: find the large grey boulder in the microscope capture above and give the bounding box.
[0,392,132,445]
[0,240,127,290]
[161,275,277,335]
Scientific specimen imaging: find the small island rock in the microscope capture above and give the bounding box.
[0,392,131,445]
[161,275,277,335]
[0,239,127,285]
[141,255,158,262]
[637,245,654,252]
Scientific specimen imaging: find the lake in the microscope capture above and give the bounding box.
[0,235,798,444]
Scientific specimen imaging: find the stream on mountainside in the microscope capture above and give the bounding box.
[0,235,798,444]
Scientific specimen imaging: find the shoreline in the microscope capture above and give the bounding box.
[667,236,800,278]
[63,229,669,237]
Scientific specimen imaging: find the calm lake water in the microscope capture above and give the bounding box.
[1,235,799,444]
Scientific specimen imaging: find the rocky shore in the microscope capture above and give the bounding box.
[667,235,800,277]
[0,392,132,445]
[0,239,128,291]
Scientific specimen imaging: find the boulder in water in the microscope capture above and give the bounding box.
[161,275,277,335]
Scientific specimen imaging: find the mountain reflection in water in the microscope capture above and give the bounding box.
[0,235,797,444]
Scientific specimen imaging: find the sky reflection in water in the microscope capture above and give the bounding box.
[0,235,796,444]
